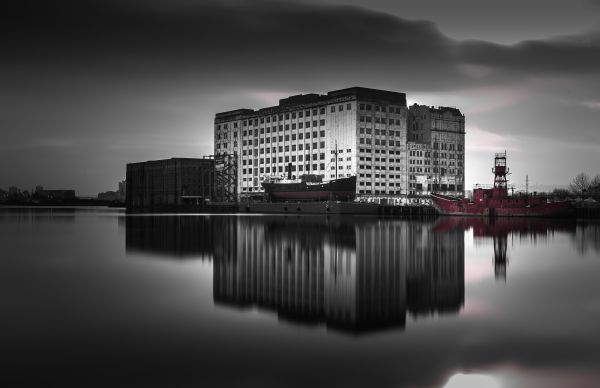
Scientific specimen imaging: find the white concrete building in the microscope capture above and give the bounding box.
[214,87,464,202]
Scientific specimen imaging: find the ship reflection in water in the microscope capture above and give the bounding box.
[128,215,465,333]
[433,218,577,280]
[4,209,600,387]
[125,215,595,336]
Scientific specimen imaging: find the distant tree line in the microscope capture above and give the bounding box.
[550,173,600,199]
[569,173,600,196]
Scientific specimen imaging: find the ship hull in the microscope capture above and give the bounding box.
[431,193,575,217]
[262,176,356,202]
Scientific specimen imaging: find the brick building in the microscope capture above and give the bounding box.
[126,158,214,211]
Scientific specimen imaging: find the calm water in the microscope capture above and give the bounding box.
[2,208,600,388]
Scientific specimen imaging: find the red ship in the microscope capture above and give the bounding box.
[431,152,574,217]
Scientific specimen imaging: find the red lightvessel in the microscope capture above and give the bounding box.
[431,152,574,217]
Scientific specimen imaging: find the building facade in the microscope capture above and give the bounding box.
[407,104,466,201]
[214,87,409,202]
[214,87,465,202]
[126,158,214,210]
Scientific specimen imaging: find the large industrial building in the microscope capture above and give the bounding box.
[407,104,465,202]
[214,87,465,202]
[126,158,214,211]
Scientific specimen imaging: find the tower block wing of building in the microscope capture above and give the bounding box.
[214,87,463,202]
[407,104,465,200]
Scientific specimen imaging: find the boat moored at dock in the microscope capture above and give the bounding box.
[431,152,574,217]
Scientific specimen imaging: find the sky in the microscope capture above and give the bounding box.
[2,0,600,195]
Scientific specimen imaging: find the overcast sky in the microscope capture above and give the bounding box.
[2,0,600,195]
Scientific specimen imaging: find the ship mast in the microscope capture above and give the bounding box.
[492,151,509,190]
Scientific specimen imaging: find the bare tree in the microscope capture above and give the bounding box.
[570,172,591,195]
[590,174,600,196]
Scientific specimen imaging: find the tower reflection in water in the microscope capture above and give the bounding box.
[126,215,591,334]
[212,216,464,334]
[434,217,577,280]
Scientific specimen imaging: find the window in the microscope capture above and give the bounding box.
[319,119,325,126]
[331,106,335,113]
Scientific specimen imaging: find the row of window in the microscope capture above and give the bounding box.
[433,142,463,151]
[359,104,403,114]
[331,104,353,112]
[358,173,403,179]
[359,165,402,171]
[359,157,399,162]
[359,138,402,146]
[358,190,403,194]
[240,142,327,156]
[216,103,406,131]
[242,164,327,175]
[408,167,460,174]
[408,183,462,191]
[359,182,403,186]
[240,120,327,136]
[359,116,403,125]
[359,148,402,155]
[359,128,402,136]
[242,154,325,166]
[242,130,326,145]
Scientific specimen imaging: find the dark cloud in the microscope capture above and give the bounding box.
[2,0,459,87]
[459,32,600,75]
[4,0,600,81]
[2,0,600,193]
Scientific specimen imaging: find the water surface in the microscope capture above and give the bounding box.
[2,208,599,387]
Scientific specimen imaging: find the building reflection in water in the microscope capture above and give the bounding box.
[125,215,593,334]
[572,223,600,255]
[434,218,577,280]
[212,216,464,334]
[125,215,216,259]
[0,207,77,223]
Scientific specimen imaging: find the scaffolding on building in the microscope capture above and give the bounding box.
[207,153,238,203]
